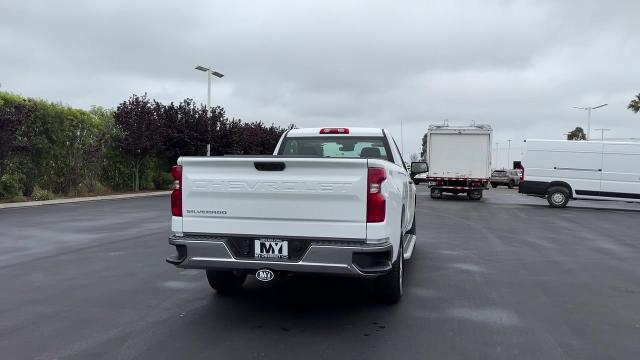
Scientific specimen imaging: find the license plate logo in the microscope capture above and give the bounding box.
[254,239,288,259]
[256,269,275,282]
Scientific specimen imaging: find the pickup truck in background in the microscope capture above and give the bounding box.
[167,127,417,303]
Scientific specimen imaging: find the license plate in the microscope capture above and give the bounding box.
[254,239,288,259]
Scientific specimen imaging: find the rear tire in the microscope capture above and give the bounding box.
[206,270,247,294]
[468,189,483,200]
[491,183,498,188]
[376,237,403,304]
[508,180,515,189]
[430,188,442,199]
[546,186,570,208]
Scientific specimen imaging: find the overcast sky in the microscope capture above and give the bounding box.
[1,0,639,167]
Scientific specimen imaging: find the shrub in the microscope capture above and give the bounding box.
[153,172,174,190]
[0,174,23,198]
[76,183,90,196]
[91,181,109,195]
[77,180,108,195]
[31,186,56,201]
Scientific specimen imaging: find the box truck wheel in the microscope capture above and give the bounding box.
[206,270,247,294]
[546,187,570,208]
[430,188,442,199]
[468,189,483,200]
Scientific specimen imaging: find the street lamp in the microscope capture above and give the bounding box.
[571,103,608,140]
[195,65,224,156]
[507,139,512,168]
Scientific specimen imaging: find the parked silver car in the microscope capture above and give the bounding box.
[490,169,520,189]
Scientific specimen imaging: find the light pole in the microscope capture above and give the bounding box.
[594,128,611,141]
[572,103,608,140]
[507,139,512,168]
[195,65,224,156]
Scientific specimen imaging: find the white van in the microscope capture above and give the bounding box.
[519,139,640,208]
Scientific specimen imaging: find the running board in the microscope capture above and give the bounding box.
[403,234,416,260]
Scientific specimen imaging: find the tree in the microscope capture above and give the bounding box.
[419,133,428,160]
[567,127,587,141]
[114,94,161,191]
[0,92,32,176]
[628,93,640,114]
[59,108,106,195]
[160,98,210,163]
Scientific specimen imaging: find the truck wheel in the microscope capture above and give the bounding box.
[468,189,483,200]
[491,183,498,188]
[546,187,570,208]
[508,181,515,189]
[376,238,403,304]
[206,270,247,294]
[430,188,442,199]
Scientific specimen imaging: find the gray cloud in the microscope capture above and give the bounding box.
[1,0,639,167]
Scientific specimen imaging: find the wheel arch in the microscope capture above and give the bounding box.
[546,181,573,198]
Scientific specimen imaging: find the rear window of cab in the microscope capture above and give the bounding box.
[278,136,392,161]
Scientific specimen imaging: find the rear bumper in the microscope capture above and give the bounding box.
[519,180,548,196]
[426,177,489,189]
[167,235,393,277]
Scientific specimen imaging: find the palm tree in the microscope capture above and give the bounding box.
[628,93,640,113]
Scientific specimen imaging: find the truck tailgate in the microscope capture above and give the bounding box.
[179,157,368,239]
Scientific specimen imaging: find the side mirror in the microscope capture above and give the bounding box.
[410,161,428,178]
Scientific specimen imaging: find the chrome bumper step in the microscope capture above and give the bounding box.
[403,234,416,260]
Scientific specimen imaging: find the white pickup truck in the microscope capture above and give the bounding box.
[167,127,417,303]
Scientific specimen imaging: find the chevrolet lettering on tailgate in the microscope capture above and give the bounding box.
[192,180,353,193]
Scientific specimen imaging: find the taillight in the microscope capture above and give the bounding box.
[367,167,386,222]
[320,128,349,134]
[171,165,182,217]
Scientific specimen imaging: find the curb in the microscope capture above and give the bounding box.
[0,191,171,209]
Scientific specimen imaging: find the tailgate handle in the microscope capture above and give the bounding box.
[254,162,286,171]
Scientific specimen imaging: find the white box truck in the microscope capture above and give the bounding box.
[424,124,492,200]
[519,139,640,208]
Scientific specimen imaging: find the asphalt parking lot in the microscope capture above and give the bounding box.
[1,188,639,359]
